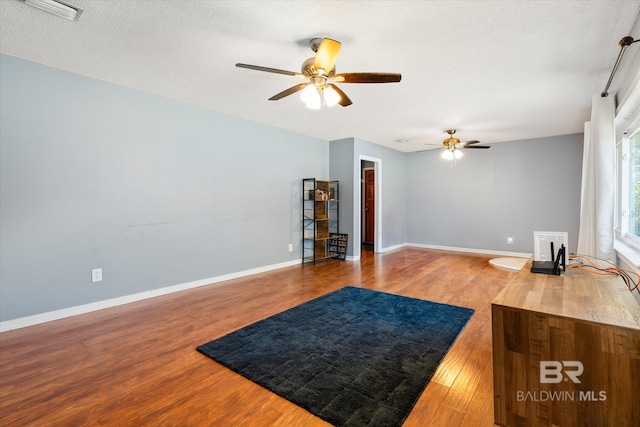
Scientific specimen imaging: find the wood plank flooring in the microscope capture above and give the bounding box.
[0,247,518,426]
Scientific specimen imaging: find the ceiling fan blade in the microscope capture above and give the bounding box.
[415,147,445,153]
[459,140,490,148]
[334,72,402,83]
[268,83,309,101]
[314,38,341,74]
[236,63,303,77]
[328,84,352,107]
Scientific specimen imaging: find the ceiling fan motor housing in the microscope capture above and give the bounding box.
[301,57,335,78]
[443,129,460,148]
[443,137,460,148]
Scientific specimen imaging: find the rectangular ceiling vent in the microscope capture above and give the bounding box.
[24,0,83,21]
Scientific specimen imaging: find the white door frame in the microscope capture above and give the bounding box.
[356,155,382,255]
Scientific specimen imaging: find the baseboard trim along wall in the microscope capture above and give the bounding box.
[406,243,532,258]
[0,259,301,333]
[355,242,530,258]
[1,244,532,332]
[379,243,408,253]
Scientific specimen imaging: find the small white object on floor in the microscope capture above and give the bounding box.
[489,257,528,271]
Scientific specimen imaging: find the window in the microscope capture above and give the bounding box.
[631,135,640,238]
[616,127,640,247]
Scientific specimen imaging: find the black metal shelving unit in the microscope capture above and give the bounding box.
[302,178,340,264]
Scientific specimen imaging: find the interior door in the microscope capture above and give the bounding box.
[364,168,375,244]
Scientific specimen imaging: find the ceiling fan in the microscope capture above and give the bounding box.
[236,38,402,109]
[425,129,490,160]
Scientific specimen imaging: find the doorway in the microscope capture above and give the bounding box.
[357,155,381,257]
[361,160,377,253]
[363,166,375,247]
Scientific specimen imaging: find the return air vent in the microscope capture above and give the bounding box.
[533,231,568,262]
[24,0,83,21]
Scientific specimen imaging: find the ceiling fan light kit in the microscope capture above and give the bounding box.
[236,38,401,109]
[300,82,341,109]
[300,85,321,109]
[441,148,463,160]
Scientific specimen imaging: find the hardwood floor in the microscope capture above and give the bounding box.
[0,248,517,426]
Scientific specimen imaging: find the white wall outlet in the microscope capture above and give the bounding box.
[507,237,514,245]
[91,268,103,283]
[288,243,293,252]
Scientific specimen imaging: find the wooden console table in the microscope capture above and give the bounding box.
[492,258,640,426]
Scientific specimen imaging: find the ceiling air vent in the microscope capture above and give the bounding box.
[24,0,83,21]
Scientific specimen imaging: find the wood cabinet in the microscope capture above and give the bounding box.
[302,179,339,264]
[491,258,640,426]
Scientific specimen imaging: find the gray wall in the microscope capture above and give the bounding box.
[405,134,583,254]
[330,137,407,259]
[0,54,586,323]
[0,55,328,321]
[354,138,406,253]
[329,138,355,256]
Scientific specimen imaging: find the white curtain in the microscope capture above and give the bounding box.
[577,94,615,259]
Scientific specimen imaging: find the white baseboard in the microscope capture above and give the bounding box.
[0,245,531,332]
[379,243,408,253]
[0,259,301,333]
[406,243,532,258]
[354,242,527,259]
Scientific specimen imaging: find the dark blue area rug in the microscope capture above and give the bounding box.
[197,286,474,426]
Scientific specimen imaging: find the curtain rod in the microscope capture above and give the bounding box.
[601,36,640,97]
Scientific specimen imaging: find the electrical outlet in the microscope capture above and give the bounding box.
[91,268,102,283]
[507,237,514,245]
[288,243,293,252]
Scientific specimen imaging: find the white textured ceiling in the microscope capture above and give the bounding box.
[1,0,639,151]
